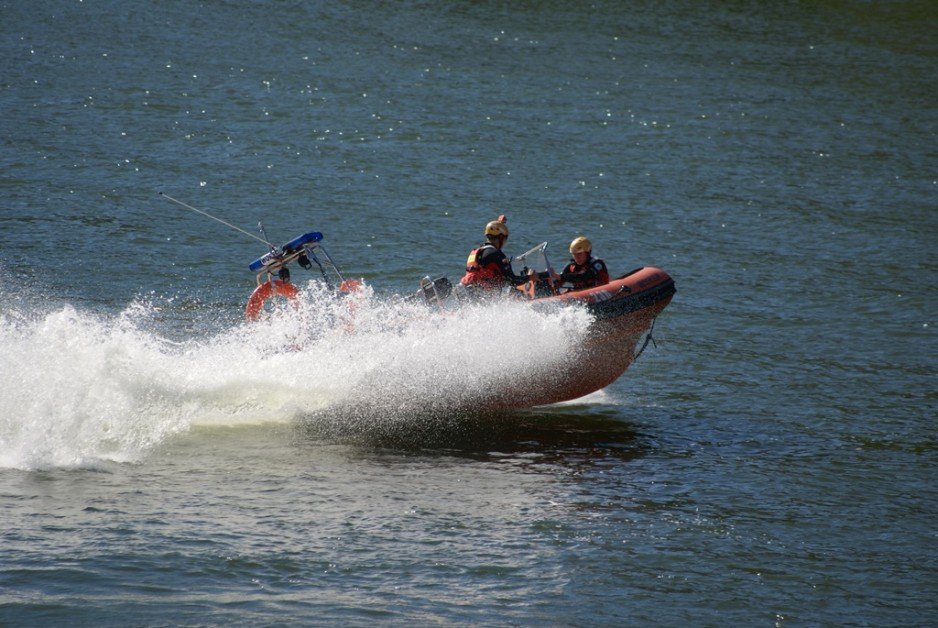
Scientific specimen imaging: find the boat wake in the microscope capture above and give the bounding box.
[0,280,593,470]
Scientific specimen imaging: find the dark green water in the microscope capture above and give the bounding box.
[1,1,936,624]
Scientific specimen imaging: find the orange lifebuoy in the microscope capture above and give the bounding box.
[245,279,300,320]
[339,278,362,293]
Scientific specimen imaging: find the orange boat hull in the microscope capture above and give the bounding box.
[483,267,675,411]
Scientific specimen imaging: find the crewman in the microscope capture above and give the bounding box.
[555,236,609,291]
[460,215,531,293]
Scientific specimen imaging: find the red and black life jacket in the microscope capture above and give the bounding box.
[561,256,610,290]
[460,244,505,288]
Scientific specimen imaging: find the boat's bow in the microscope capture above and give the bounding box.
[485,267,675,410]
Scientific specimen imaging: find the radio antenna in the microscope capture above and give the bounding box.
[159,192,274,248]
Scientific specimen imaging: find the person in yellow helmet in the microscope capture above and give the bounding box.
[460,215,531,293]
[554,236,609,291]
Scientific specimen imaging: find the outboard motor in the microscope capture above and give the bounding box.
[415,276,453,306]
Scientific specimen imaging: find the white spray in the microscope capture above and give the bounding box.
[0,280,593,470]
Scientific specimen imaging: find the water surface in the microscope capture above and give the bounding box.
[1,0,936,624]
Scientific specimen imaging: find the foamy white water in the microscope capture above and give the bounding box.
[0,281,592,470]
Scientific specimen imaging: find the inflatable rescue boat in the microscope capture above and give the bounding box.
[242,232,675,410]
[158,193,676,411]
[410,242,676,410]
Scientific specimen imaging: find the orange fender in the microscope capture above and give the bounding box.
[245,280,300,321]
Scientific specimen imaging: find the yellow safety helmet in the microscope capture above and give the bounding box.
[569,236,592,255]
[484,217,509,238]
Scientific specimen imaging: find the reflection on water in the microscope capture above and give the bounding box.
[294,404,653,468]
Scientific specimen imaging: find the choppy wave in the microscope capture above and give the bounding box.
[0,281,592,470]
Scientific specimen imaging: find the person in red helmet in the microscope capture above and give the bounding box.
[460,215,531,294]
[554,236,609,291]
